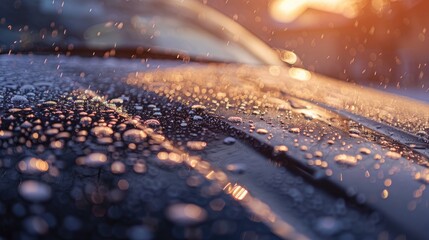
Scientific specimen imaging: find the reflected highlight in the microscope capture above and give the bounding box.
[82,86,309,240]
[269,0,362,23]
[289,67,312,81]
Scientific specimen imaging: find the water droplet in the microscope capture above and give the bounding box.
[192,115,203,121]
[289,100,308,109]
[415,169,429,184]
[359,148,371,155]
[256,128,269,135]
[42,101,57,107]
[349,128,361,135]
[8,108,22,113]
[227,116,243,123]
[11,95,28,105]
[273,145,289,156]
[226,163,246,174]
[334,154,357,166]
[186,141,207,151]
[111,161,126,174]
[19,180,52,202]
[83,153,108,167]
[223,137,236,145]
[21,121,33,128]
[314,151,323,157]
[381,189,389,199]
[133,162,146,174]
[110,98,124,106]
[385,151,401,160]
[191,104,206,111]
[252,110,260,115]
[91,126,113,138]
[18,157,49,174]
[0,130,13,139]
[45,128,59,136]
[80,117,92,127]
[289,127,300,134]
[123,129,147,143]
[417,130,428,136]
[166,203,207,226]
[143,119,161,128]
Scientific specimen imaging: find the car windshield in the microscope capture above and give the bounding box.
[0,0,282,65]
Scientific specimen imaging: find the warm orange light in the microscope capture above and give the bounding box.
[18,158,49,173]
[35,160,49,172]
[157,152,169,161]
[269,0,362,23]
[270,0,307,23]
[288,67,312,81]
[371,0,390,13]
[223,183,249,201]
[280,50,298,65]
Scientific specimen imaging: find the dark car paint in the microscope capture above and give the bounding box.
[1,55,428,239]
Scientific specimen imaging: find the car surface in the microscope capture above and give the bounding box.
[1,0,429,239]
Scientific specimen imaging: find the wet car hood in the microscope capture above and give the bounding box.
[1,55,429,239]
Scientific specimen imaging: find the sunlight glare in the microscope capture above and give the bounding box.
[269,0,362,23]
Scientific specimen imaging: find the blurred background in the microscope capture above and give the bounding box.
[2,0,429,100]
[201,0,429,100]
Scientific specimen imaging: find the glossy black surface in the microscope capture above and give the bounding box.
[2,55,429,239]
